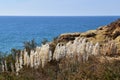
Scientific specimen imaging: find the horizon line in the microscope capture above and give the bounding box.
[0,15,120,17]
[0,14,120,16]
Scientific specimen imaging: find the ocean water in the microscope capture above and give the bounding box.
[0,16,120,53]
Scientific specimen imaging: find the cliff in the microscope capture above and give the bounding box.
[58,19,120,52]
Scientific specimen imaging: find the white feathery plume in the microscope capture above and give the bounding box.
[92,42,100,56]
[53,43,60,60]
[4,60,8,71]
[19,51,23,69]
[81,41,87,62]
[34,51,37,68]
[66,41,73,57]
[11,63,14,72]
[26,52,30,67]
[23,49,28,66]
[85,42,90,61]
[88,42,94,55]
[30,50,34,68]
[1,61,4,72]
[39,43,51,68]
[15,53,20,75]
[48,50,52,62]
[53,43,67,60]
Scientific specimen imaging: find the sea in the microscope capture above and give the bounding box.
[0,16,120,53]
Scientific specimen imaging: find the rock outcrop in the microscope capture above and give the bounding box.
[58,19,120,53]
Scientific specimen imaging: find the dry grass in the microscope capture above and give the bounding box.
[1,55,120,80]
[0,38,120,80]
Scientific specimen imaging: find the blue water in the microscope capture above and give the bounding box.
[0,16,120,52]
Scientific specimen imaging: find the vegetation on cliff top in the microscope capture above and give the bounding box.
[0,19,120,80]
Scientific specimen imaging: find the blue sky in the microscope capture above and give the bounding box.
[0,0,120,16]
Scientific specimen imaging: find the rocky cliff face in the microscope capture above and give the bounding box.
[0,19,120,74]
[58,19,120,52]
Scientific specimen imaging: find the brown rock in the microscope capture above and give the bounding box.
[58,33,81,42]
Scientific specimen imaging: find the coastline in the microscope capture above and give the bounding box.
[0,16,120,52]
[0,19,120,79]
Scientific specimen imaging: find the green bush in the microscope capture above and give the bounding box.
[23,39,37,55]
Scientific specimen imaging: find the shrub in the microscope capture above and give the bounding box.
[41,38,48,45]
[23,39,37,55]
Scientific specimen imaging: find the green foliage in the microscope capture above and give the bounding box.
[23,39,37,55]
[41,38,48,45]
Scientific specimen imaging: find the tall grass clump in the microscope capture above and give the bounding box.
[0,38,120,80]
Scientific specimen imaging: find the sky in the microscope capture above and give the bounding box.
[0,0,120,16]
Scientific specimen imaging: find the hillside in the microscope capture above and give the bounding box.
[58,19,120,54]
[0,19,120,80]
